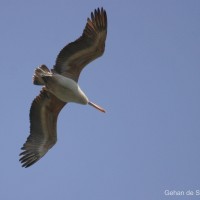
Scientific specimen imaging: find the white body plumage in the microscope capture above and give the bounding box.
[46,73,89,104]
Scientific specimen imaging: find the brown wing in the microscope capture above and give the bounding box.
[19,89,66,168]
[54,7,107,82]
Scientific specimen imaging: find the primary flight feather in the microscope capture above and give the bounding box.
[19,8,107,168]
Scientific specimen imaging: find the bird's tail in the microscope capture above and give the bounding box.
[33,65,52,85]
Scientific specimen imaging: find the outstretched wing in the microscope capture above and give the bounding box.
[54,8,107,81]
[19,89,66,168]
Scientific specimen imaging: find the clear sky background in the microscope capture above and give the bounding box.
[1,0,200,199]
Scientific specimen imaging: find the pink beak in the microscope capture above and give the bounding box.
[88,101,106,113]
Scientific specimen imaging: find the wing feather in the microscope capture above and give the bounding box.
[54,8,107,81]
[19,89,66,168]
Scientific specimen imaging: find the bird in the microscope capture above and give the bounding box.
[19,8,107,168]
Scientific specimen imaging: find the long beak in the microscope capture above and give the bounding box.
[88,101,106,113]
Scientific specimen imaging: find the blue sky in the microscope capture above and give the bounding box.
[1,0,200,199]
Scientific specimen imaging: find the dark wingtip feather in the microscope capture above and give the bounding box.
[89,7,107,30]
[19,143,41,168]
[19,150,40,168]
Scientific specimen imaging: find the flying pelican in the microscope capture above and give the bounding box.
[19,8,107,168]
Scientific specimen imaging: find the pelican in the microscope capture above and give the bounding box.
[19,8,107,168]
